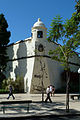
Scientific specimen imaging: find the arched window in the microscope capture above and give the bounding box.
[38,44,44,52]
[37,31,43,38]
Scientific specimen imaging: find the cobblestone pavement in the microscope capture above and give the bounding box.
[0,93,80,119]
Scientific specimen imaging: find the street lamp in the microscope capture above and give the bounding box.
[78,68,80,98]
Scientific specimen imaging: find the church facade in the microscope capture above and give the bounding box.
[5,18,80,93]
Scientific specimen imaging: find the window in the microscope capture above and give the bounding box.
[38,44,44,52]
[37,31,43,38]
[31,33,33,38]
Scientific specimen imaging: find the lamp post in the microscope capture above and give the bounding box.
[78,68,80,97]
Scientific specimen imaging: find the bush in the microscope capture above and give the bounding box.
[2,76,24,93]
[2,78,14,91]
[0,89,9,94]
[13,76,24,93]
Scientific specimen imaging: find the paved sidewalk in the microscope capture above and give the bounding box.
[0,94,80,118]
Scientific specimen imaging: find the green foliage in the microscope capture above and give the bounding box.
[75,0,80,20]
[0,13,11,78]
[47,15,64,42]
[0,89,9,94]
[47,1,80,70]
[2,76,24,93]
[14,76,24,93]
[2,78,14,91]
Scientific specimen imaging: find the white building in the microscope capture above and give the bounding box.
[5,18,80,93]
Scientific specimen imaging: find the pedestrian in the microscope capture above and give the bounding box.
[52,86,55,96]
[45,86,52,103]
[7,85,15,99]
[49,85,53,96]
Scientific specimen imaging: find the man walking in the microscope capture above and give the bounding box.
[7,85,15,99]
[45,86,52,103]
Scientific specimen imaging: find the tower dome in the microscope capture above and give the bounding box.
[33,18,46,29]
[32,18,47,41]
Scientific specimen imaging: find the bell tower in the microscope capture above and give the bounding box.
[31,18,47,42]
[30,18,50,93]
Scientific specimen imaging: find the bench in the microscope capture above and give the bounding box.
[71,94,80,100]
[0,100,32,114]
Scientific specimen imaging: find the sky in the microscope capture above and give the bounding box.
[0,0,76,44]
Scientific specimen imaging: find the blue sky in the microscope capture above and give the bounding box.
[0,0,76,44]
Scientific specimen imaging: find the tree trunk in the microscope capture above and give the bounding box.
[42,78,44,102]
[66,70,70,112]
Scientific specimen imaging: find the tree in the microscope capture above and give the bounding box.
[75,0,80,16]
[47,1,80,112]
[74,0,80,54]
[0,14,11,83]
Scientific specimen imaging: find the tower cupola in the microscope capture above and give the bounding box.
[33,18,46,28]
[32,18,47,41]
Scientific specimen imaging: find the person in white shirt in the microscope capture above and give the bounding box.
[50,85,53,96]
[45,86,52,103]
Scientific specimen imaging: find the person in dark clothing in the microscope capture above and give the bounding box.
[45,86,52,103]
[52,85,55,96]
[7,85,15,99]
